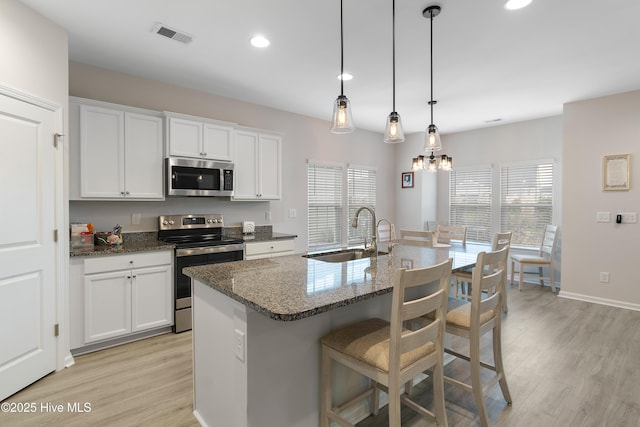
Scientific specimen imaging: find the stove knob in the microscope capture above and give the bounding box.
[216,219,222,223]
[207,219,213,224]
[168,220,175,225]
[162,220,169,226]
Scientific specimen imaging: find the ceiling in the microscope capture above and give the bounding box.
[20,0,640,135]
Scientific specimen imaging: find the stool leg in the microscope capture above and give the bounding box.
[320,346,331,427]
[493,321,512,404]
[470,332,490,427]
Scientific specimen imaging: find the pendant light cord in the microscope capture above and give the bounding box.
[392,0,396,112]
[429,8,434,124]
[340,0,345,96]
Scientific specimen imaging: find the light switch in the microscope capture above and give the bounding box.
[596,212,610,223]
[620,212,637,223]
[288,208,297,218]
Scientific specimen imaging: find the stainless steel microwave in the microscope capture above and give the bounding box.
[166,157,234,197]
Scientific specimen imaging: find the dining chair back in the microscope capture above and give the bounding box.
[443,246,511,427]
[437,225,467,245]
[320,258,452,427]
[510,225,559,293]
[400,229,436,247]
[453,231,512,313]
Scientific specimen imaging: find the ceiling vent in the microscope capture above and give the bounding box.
[153,23,192,44]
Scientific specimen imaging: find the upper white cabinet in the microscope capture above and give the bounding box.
[69,98,164,200]
[165,112,235,162]
[233,129,282,200]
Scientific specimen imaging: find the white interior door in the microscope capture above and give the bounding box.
[0,92,57,400]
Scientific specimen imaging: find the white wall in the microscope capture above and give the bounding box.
[562,90,640,309]
[69,62,396,254]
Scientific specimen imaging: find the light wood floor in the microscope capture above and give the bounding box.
[2,285,639,427]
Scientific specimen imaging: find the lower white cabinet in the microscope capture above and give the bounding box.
[244,239,295,260]
[70,251,173,348]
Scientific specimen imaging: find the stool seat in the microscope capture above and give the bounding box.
[322,318,436,372]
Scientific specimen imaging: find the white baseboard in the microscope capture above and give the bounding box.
[558,291,640,312]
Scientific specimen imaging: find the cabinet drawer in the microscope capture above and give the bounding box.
[245,240,294,257]
[84,251,172,275]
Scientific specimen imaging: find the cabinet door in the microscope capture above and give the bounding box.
[232,130,259,199]
[203,122,234,162]
[124,113,164,199]
[80,105,125,198]
[84,271,131,343]
[131,265,173,332]
[168,117,202,158]
[258,134,282,200]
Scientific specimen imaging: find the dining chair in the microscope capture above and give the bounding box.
[436,225,467,246]
[320,258,452,427]
[453,231,512,313]
[400,229,437,247]
[443,246,511,427]
[510,225,559,293]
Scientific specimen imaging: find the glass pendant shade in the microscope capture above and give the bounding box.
[331,95,354,133]
[412,155,425,171]
[384,112,404,143]
[424,123,442,151]
[439,154,452,171]
[428,155,438,172]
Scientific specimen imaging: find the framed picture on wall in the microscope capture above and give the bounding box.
[603,154,630,191]
[401,171,414,188]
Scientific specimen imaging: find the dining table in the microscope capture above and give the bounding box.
[184,241,492,427]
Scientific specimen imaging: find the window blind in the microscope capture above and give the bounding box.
[500,162,553,247]
[308,162,343,251]
[449,167,493,243]
[347,167,377,247]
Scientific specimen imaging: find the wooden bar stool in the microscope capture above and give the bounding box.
[320,258,452,427]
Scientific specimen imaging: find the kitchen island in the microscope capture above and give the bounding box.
[184,244,486,427]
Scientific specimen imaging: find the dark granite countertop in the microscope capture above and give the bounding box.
[70,240,175,257]
[184,243,489,322]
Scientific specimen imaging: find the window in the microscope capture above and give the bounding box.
[449,167,493,243]
[308,162,342,251]
[307,162,376,251]
[347,166,377,247]
[500,162,553,247]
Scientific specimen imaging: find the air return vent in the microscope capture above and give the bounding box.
[153,23,193,44]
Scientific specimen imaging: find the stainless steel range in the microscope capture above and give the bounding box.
[158,214,244,333]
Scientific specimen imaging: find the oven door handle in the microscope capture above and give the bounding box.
[175,243,245,257]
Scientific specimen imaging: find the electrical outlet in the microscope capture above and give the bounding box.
[599,272,610,283]
[131,213,141,225]
[234,329,245,362]
[265,211,271,221]
[596,212,610,223]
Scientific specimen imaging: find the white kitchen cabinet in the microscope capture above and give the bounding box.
[244,239,295,260]
[166,112,235,161]
[69,98,164,200]
[233,129,282,200]
[71,251,173,347]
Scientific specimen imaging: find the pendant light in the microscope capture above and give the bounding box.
[384,0,404,143]
[412,5,452,172]
[330,0,354,133]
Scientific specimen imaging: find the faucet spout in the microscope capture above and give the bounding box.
[352,206,377,260]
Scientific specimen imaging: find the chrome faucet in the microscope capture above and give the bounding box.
[351,206,377,260]
[376,218,396,255]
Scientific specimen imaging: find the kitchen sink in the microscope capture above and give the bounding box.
[303,248,387,263]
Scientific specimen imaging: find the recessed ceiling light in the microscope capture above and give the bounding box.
[504,0,532,10]
[337,73,353,81]
[250,35,270,48]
